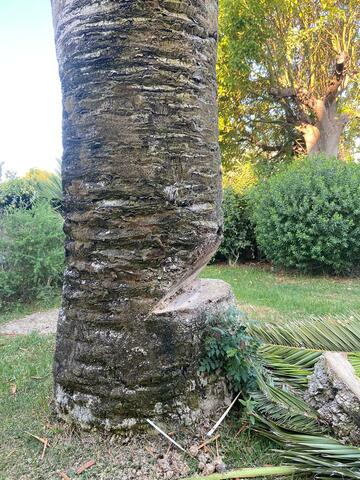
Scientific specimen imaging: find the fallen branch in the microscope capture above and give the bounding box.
[75,459,96,475]
[59,473,71,480]
[41,438,48,460]
[183,465,298,480]
[25,432,49,459]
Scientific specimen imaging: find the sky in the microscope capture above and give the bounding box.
[0,0,62,177]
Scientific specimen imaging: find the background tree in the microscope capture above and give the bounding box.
[218,0,360,169]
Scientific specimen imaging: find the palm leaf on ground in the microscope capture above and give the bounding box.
[260,344,321,388]
[253,417,360,479]
[247,314,360,352]
[240,312,360,479]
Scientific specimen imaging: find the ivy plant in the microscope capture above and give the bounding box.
[199,308,260,395]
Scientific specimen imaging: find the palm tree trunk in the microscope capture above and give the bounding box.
[51,0,233,430]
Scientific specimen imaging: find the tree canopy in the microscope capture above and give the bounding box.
[218,0,360,169]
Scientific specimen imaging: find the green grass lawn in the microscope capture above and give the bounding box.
[203,263,360,320]
[0,334,277,479]
[1,263,359,479]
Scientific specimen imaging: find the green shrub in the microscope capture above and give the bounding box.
[0,202,64,305]
[223,160,258,193]
[0,178,38,211]
[249,155,360,274]
[218,187,257,264]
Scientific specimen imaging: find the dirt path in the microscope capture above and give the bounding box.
[0,308,59,335]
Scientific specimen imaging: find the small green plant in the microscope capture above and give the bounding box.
[199,308,260,394]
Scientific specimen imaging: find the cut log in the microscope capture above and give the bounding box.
[305,352,360,445]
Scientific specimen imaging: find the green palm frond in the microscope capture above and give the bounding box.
[207,309,360,478]
[244,311,360,478]
[260,345,321,388]
[349,352,360,377]
[254,417,360,479]
[247,314,360,352]
[258,379,316,417]
[39,158,62,202]
[283,436,360,479]
[251,369,322,433]
[260,345,321,368]
[252,392,323,434]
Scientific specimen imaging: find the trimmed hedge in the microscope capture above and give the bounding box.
[249,155,360,274]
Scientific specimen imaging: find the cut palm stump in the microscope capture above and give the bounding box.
[51,1,235,430]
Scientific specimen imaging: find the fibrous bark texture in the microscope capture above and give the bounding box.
[52,0,232,430]
[305,352,360,445]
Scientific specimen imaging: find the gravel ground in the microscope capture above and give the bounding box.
[0,308,59,335]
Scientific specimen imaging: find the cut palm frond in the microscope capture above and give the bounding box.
[247,314,360,352]
[260,345,321,388]
[213,310,360,479]
[252,392,323,434]
[258,377,316,417]
[260,345,321,368]
[349,352,360,377]
[253,416,360,479]
[183,465,298,480]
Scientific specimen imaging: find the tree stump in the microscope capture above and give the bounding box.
[305,352,360,445]
[55,279,235,430]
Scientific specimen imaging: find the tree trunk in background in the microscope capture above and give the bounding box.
[52,0,234,430]
[302,99,346,157]
[272,53,349,159]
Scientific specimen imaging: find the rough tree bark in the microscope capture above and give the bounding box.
[305,352,360,445]
[271,53,350,157]
[51,0,234,430]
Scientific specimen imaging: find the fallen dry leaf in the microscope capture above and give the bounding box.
[10,384,17,396]
[59,472,71,480]
[26,431,47,445]
[41,438,49,460]
[76,460,96,475]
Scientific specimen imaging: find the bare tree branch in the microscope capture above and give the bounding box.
[325,52,348,102]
